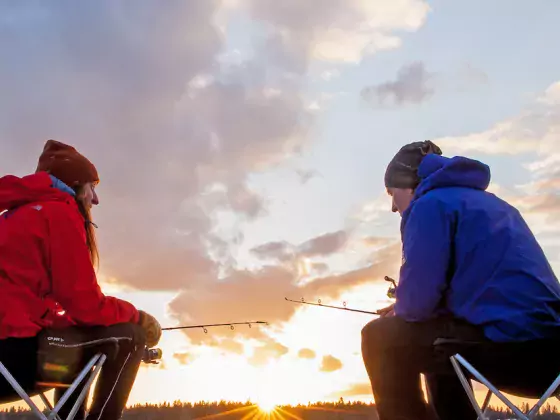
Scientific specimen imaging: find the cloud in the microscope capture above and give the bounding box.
[299,230,348,257]
[250,229,349,262]
[296,169,319,184]
[0,1,319,293]
[320,355,343,372]
[0,1,406,364]
[242,0,430,63]
[432,79,560,237]
[250,241,294,262]
[538,81,560,106]
[435,79,560,157]
[362,236,396,248]
[249,339,289,366]
[361,61,434,106]
[168,241,401,348]
[173,352,194,365]
[329,383,372,398]
[184,334,247,356]
[223,183,267,221]
[143,359,168,371]
[310,262,329,274]
[298,348,316,359]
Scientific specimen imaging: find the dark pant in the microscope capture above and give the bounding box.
[0,323,145,420]
[361,315,560,420]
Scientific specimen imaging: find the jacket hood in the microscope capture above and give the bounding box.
[414,154,491,199]
[0,172,73,212]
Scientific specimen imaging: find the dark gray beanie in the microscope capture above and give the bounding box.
[384,140,442,189]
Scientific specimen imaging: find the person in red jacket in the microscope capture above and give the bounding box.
[0,140,162,420]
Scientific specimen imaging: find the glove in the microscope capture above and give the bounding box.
[137,310,162,348]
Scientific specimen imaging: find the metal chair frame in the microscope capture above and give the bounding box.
[449,352,560,420]
[0,352,106,420]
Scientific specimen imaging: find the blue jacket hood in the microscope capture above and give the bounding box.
[414,154,491,199]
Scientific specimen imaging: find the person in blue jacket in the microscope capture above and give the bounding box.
[361,140,560,420]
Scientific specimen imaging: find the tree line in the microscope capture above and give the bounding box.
[1,399,559,419]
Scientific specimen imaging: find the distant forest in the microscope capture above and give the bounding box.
[1,400,560,419]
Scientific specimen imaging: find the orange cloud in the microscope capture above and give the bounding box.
[329,383,372,398]
[162,238,400,367]
[173,352,194,365]
[310,262,329,274]
[248,339,289,367]
[362,236,398,249]
[167,241,400,347]
[320,355,343,373]
[298,348,316,359]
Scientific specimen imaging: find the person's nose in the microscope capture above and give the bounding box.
[92,190,99,206]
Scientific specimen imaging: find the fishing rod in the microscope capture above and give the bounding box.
[284,297,380,315]
[284,276,398,316]
[162,321,268,333]
[142,320,269,364]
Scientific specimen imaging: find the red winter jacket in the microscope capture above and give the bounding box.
[0,172,139,339]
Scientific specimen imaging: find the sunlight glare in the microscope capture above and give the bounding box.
[255,395,278,413]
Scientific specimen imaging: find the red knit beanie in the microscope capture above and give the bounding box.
[35,140,99,187]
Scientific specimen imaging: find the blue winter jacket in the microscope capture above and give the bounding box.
[394,153,560,342]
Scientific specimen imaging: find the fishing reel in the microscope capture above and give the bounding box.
[385,276,397,299]
[142,347,163,364]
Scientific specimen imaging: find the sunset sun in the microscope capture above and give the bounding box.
[255,395,278,413]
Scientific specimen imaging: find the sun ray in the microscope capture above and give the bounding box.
[194,404,257,419]
[299,406,364,415]
[275,407,303,420]
[271,410,286,420]
[240,407,261,420]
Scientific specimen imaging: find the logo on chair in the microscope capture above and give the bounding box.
[43,362,70,374]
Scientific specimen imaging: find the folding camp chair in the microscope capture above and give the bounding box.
[434,338,560,420]
[0,328,132,420]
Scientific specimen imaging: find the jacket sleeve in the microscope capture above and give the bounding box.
[394,196,454,322]
[45,203,140,326]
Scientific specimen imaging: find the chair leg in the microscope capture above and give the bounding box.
[51,353,107,420]
[0,362,49,420]
[39,394,63,420]
[66,354,107,420]
[40,393,53,411]
[480,390,492,418]
[525,372,560,418]
[449,356,489,420]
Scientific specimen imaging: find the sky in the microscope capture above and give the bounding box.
[1,0,560,413]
